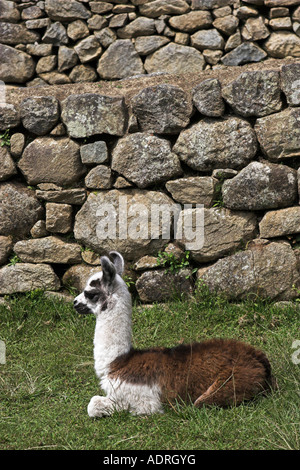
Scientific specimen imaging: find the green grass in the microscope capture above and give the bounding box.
[0,288,299,450]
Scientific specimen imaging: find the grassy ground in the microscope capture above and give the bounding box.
[0,288,299,451]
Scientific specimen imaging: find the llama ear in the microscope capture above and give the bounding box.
[109,251,124,276]
[100,256,116,285]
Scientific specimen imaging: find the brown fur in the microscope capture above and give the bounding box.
[109,338,273,407]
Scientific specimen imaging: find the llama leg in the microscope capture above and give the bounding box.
[87,395,118,417]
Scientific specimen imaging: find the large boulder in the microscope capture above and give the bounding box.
[0,44,35,83]
[176,207,257,262]
[136,268,193,303]
[222,70,282,117]
[255,108,300,161]
[18,137,85,186]
[74,189,179,260]
[198,240,300,301]
[111,133,182,188]
[144,43,205,74]
[0,263,60,294]
[0,182,43,238]
[222,161,297,210]
[61,93,127,138]
[173,117,257,171]
[131,84,193,134]
[14,236,82,264]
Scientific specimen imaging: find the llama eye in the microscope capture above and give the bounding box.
[84,291,99,302]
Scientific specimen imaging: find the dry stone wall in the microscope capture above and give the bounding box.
[1,0,300,86]
[1,59,300,303]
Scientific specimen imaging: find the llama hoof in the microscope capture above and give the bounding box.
[87,395,113,418]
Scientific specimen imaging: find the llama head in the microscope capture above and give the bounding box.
[73,251,127,316]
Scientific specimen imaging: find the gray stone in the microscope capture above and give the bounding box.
[213,15,239,36]
[10,133,25,158]
[173,117,257,171]
[74,189,177,260]
[0,146,17,181]
[165,177,217,206]
[176,207,257,263]
[87,14,108,30]
[45,0,91,21]
[36,55,57,74]
[69,65,97,82]
[169,10,212,33]
[0,0,20,23]
[67,19,89,41]
[0,44,35,83]
[255,108,300,161]
[30,220,48,239]
[0,104,20,130]
[222,161,297,210]
[117,17,156,38]
[18,137,85,186]
[131,84,193,134]
[14,236,82,264]
[263,32,300,58]
[241,16,270,41]
[192,0,235,8]
[94,27,117,48]
[0,182,43,238]
[134,35,169,55]
[109,13,128,28]
[198,240,300,301]
[58,46,78,72]
[74,35,102,63]
[97,39,145,79]
[0,263,60,295]
[139,0,189,17]
[61,93,127,138]
[192,78,225,117]
[25,18,51,29]
[191,29,225,50]
[136,268,193,303]
[42,21,69,45]
[0,22,40,45]
[62,264,101,293]
[20,96,60,135]
[45,203,73,234]
[80,141,108,165]
[259,206,300,238]
[281,63,300,106]
[36,188,86,205]
[221,42,267,65]
[144,43,205,74]
[222,70,282,117]
[111,133,182,188]
[26,43,53,57]
[85,165,113,189]
[0,236,13,265]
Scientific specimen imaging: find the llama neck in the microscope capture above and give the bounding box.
[93,293,132,379]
